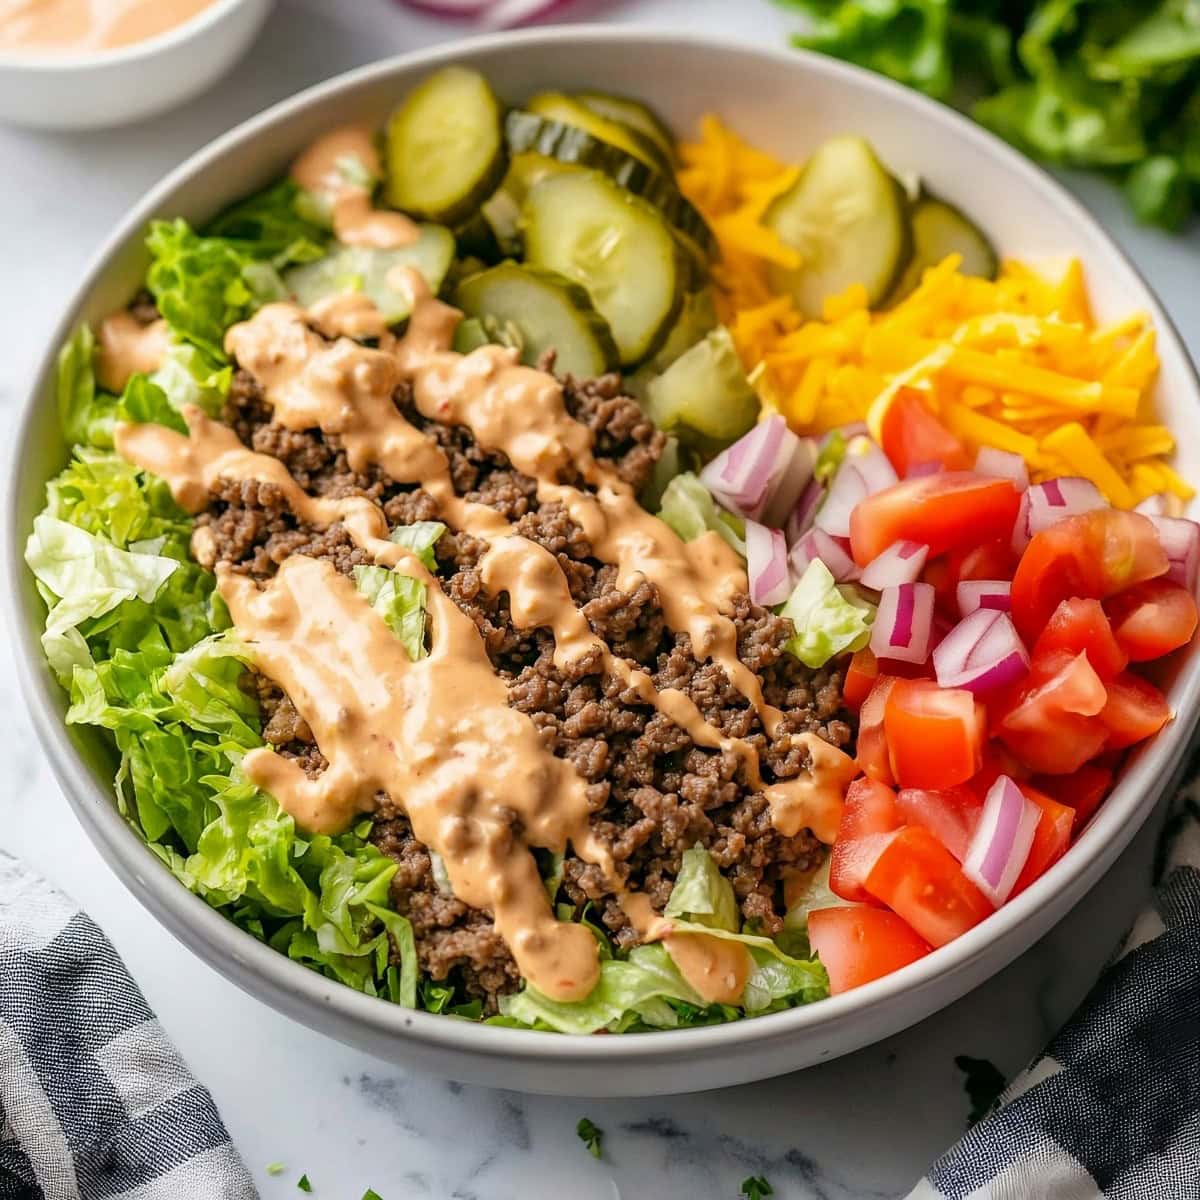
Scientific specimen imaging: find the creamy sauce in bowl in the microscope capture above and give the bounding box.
[0,0,218,54]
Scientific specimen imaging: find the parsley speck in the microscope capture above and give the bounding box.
[576,1116,604,1159]
[362,1190,384,1200]
[297,1176,312,1193]
[740,1175,773,1200]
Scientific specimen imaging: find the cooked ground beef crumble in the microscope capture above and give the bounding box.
[209,343,853,1011]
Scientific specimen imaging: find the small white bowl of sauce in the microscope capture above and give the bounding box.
[0,0,273,129]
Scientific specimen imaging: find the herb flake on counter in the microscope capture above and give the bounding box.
[362,1190,383,1200]
[297,1176,312,1193]
[740,1175,774,1200]
[576,1116,604,1159]
[955,1054,1007,1126]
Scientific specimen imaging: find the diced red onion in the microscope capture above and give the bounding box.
[788,528,860,583]
[396,0,566,23]
[906,461,941,479]
[957,579,1012,617]
[1135,494,1169,517]
[785,478,823,546]
[870,581,934,664]
[700,416,788,518]
[975,447,1029,491]
[932,608,1029,693]
[761,436,818,528]
[815,438,898,537]
[745,520,792,605]
[1148,514,1200,592]
[1013,476,1107,551]
[963,774,1040,906]
[860,540,929,591]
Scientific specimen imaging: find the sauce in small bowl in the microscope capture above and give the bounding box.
[0,0,219,55]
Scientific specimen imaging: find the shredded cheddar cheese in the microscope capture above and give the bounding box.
[677,116,1191,505]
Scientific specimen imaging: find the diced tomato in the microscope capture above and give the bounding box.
[1010,785,1075,897]
[849,472,1023,566]
[879,388,970,478]
[995,651,1109,774]
[1033,597,1128,679]
[884,679,986,789]
[863,826,995,947]
[808,906,932,994]
[829,776,902,902]
[1010,509,1168,641]
[844,649,880,713]
[896,785,982,862]
[1104,579,1199,662]
[1098,671,1172,749]
[1034,764,1112,828]
[857,676,899,785]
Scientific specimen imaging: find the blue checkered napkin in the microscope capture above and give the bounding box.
[0,851,257,1200]
[909,779,1200,1200]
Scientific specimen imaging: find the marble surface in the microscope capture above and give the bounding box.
[1,2,1198,1197]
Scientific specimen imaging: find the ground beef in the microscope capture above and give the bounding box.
[208,322,851,1010]
[129,289,160,325]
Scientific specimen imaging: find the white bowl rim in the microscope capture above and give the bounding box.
[6,24,1200,1070]
[0,0,253,70]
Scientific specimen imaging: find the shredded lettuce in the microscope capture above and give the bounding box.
[25,514,180,681]
[657,471,746,555]
[146,196,326,361]
[389,520,446,569]
[30,442,420,1007]
[351,521,446,660]
[781,559,875,668]
[501,848,828,1032]
[664,844,740,932]
[352,566,429,661]
[150,341,231,416]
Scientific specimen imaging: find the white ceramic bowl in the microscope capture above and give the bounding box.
[0,0,272,130]
[6,28,1200,1097]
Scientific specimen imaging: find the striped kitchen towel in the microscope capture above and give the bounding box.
[909,781,1200,1200]
[0,851,256,1200]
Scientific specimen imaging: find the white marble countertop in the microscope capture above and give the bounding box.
[1,2,1198,1197]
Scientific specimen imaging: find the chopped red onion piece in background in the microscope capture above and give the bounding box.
[957,579,1012,617]
[1147,513,1200,592]
[788,527,860,583]
[963,775,1040,906]
[870,581,934,664]
[932,608,1029,693]
[974,447,1029,491]
[860,540,929,591]
[745,520,792,605]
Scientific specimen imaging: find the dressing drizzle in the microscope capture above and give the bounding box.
[112,272,856,1004]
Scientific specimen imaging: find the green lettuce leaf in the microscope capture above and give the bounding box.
[57,324,118,449]
[664,844,740,932]
[499,942,704,1034]
[657,472,746,555]
[150,341,232,416]
[352,566,428,661]
[37,440,419,1007]
[388,520,446,570]
[45,448,192,552]
[203,178,330,263]
[25,514,180,680]
[781,559,874,668]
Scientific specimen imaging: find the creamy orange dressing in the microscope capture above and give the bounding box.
[221,555,607,1001]
[112,256,860,1007]
[0,0,214,52]
[290,125,420,250]
[95,312,169,393]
